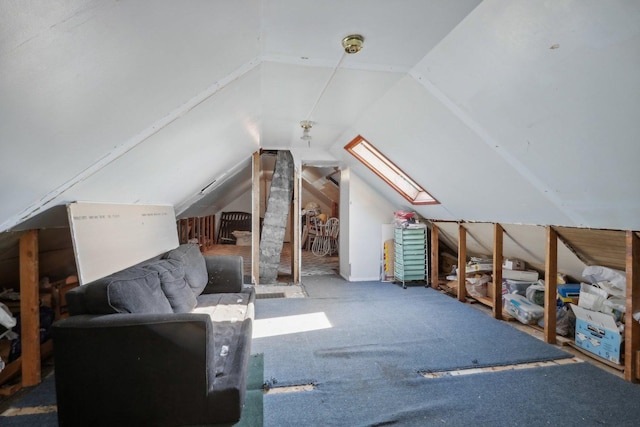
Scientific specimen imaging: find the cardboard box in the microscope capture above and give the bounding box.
[502,269,539,282]
[382,240,395,281]
[456,263,493,275]
[571,304,622,364]
[502,258,525,270]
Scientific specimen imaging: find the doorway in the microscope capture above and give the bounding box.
[299,165,340,277]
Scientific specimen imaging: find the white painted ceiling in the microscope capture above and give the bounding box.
[1,0,639,233]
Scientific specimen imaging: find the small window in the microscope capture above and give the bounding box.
[345,135,438,205]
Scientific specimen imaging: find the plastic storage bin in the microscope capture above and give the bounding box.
[503,294,544,325]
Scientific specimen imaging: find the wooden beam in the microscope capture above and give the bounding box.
[292,168,301,283]
[492,224,503,320]
[430,224,439,288]
[544,227,558,345]
[252,151,261,284]
[625,230,640,382]
[457,224,467,302]
[19,229,41,387]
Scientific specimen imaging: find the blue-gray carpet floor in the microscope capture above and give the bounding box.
[253,275,640,426]
[4,275,640,426]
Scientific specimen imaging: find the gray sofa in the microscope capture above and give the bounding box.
[52,244,255,426]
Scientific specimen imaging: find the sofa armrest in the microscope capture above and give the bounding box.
[203,255,244,293]
[52,313,217,426]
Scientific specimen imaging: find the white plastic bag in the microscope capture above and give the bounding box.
[0,302,16,329]
[465,274,491,298]
[578,283,608,312]
[582,265,626,291]
[525,281,545,305]
[602,297,626,321]
[538,306,574,336]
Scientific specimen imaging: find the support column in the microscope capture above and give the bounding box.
[20,229,41,387]
[292,168,301,283]
[457,224,467,302]
[544,227,558,345]
[625,230,639,382]
[259,151,294,284]
[430,224,439,288]
[252,151,261,284]
[492,224,503,320]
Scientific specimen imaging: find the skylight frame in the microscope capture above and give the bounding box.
[344,135,439,205]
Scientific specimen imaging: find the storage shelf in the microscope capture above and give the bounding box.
[394,226,427,288]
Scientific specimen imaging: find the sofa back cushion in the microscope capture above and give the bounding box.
[82,267,173,314]
[144,259,197,313]
[163,244,207,295]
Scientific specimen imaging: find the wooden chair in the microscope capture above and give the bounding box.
[217,212,252,244]
[325,217,339,255]
[311,217,331,256]
[51,276,79,320]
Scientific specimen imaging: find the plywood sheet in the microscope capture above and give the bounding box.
[68,202,178,284]
[555,227,626,271]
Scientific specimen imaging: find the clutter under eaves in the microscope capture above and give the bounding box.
[568,265,627,364]
[446,256,542,301]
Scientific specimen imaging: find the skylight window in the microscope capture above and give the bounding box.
[345,135,438,205]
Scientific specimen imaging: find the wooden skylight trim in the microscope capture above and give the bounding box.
[344,135,438,205]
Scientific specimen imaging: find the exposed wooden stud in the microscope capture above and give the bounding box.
[176,215,215,249]
[430,224,439,288]
[492,224,503,320]
[625,230,640,382]
[457,224,467,302]
[544,227,558,345]
[211,215,216,246]
[292,168,301,283]
[19,229,41,387]
[252,151,261,284]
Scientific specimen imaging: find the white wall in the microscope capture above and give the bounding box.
[342,170,396,281]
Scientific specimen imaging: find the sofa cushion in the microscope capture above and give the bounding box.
[144,259,197,313]
[84,267,173,314]
[163,244,208,295]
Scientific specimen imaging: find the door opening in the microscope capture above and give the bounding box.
[300,165,340,277]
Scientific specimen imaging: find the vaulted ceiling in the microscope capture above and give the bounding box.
[2,0,639,234]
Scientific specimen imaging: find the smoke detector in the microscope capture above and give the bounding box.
[341,34,364,54]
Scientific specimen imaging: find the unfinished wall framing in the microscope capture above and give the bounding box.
[430,221,640,383]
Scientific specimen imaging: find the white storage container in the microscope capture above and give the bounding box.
[503,294,544,325]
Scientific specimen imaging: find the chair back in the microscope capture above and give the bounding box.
[326,217,339,238]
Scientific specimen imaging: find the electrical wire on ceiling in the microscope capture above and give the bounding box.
[300,34,364,147]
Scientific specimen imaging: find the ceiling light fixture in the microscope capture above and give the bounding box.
[300,120,314,146]
[299,34,364,146]
[341,34,364,54]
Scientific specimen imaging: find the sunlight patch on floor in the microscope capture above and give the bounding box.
[253,312,332,338]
